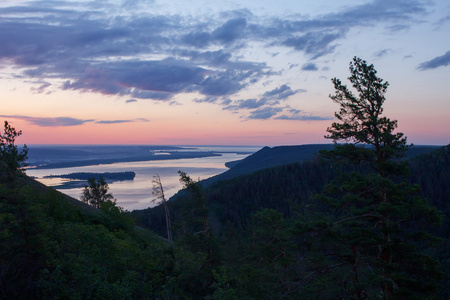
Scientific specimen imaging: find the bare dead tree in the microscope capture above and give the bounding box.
[152,174,172,242]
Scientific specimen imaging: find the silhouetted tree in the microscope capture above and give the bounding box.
[301,57,442,299]
[81,176,114,208]
[178,170,211,236]
[152,174,172,241]
[0,121,28,183]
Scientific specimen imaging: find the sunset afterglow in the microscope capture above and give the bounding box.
[1,0,449,146]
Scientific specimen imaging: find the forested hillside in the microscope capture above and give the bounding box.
[201,144,439,187]
[0,122,219,299]
[137,144,448,237]
[4,143,448,299]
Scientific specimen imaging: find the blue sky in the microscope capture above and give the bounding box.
[0,0,449,145]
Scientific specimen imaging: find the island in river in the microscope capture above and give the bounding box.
[44,172,136,189]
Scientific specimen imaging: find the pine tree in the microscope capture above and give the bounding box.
[0,121,28,183]
[304,57,442,299]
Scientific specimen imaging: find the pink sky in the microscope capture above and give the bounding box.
[1,0,449,146]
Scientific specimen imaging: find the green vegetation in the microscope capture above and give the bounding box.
[2,58,448,298]
[81,176,116,209]
[0,121,28,183]
[301,57,442,299]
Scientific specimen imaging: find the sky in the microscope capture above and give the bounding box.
[0,0,449,146]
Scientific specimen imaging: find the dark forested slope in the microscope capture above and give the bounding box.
[202,144,440,187]
[138,144,444,236]
[130,144,449,299]
[1,176,176,299]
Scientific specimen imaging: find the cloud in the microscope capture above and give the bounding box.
[0,0,431,110]
[273,108,333,121]
[212,18,247,44]
[221,84,304,113]
[418,50,450,70]
[236,98,267,109]
[263,84,298,99]
[96,118,149,124]
[0,115,149,126]
[193,96,220,104]
[301,63,318,71]
[29,81,51,93]
[125,99,137,103]
[0,115,93,126]
[374,49,390,57]
[247,107,283,120]
[275,114,333,121]
[283,31,342,59]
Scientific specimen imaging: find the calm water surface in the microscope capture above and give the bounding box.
[27,146,260,210]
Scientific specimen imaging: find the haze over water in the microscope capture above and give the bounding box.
[27,146,261,210]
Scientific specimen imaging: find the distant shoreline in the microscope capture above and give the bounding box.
[29,151,223,170]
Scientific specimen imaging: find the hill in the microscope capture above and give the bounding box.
[2,143,447,298]
[0,175,177,299]
[201,144,440,187]
[134,144,450,298]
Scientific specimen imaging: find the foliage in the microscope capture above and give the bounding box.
[135,144,450,299]
[81,176,115,209]
[0,120,28,183]
[1,177,176,299]
[303,57,443,299]
[173,171,222,298]
[152,174,172,241]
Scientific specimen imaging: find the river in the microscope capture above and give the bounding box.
[26,146,261,210]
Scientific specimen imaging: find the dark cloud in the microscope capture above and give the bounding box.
[0,115,149,126]
[271,108,333,121]
[263,84,288,97]
[374,49,390,57]
[193,96,220,104]
[220,84,306,118]
[220,84,303,114]
[196,67,266,96]
[30,81,51,93]
[212,18,247,44]
[185,50,232,67]
[96,120,130,124]
[325,0,427,26]
[275,114,333,121]
[283,31,342,59]
[61,60,206,96]
[247,107,283,120]
[236,98,267,109]
[0,0,431,107]
[262,84,306,99]
[301,63,319,71]
[131,90,173,101]
[268,0,427,57]
[418,50,450,70]
[0,115,93,127]
[96,118,149,124]
[221,98,232,105]
[182,31,212,48]
[125,99,137,103]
